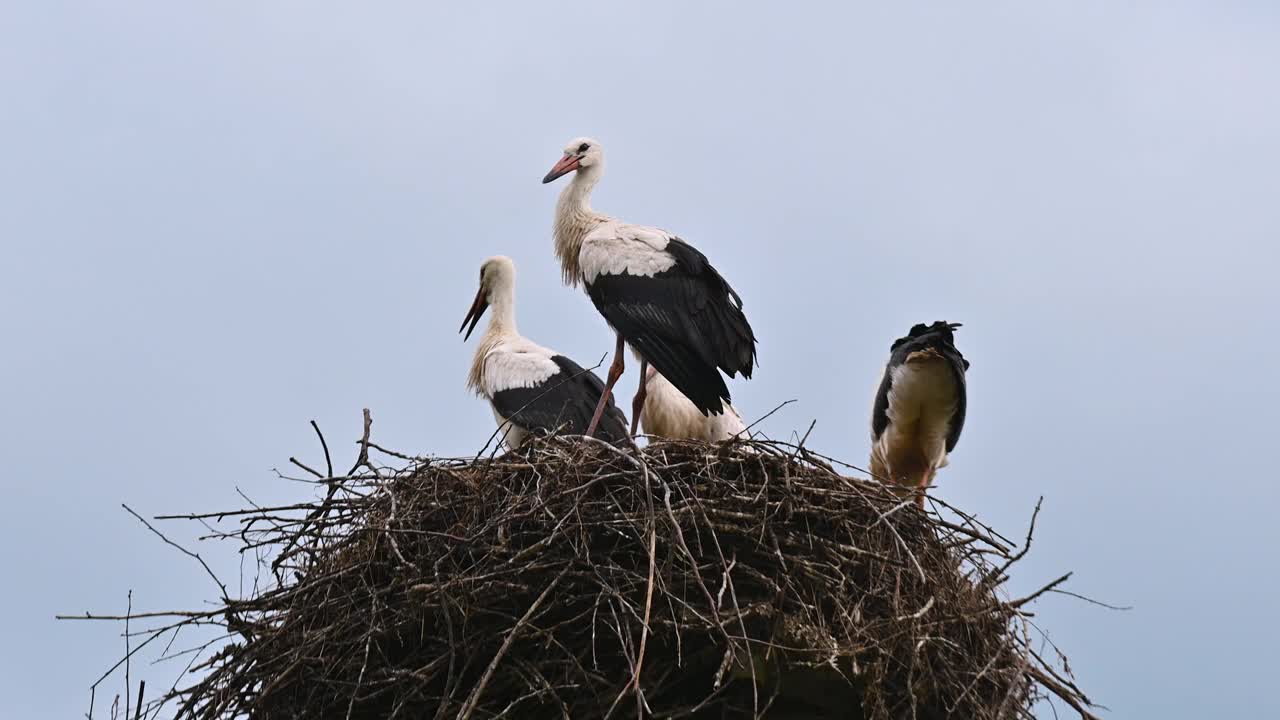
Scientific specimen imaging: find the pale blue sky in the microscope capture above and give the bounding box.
[2,2,1277,717]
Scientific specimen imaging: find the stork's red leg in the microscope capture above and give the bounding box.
[630,358,649,437]
[586,333,626,437]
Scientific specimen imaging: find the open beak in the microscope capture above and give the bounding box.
[542,154,580,184]
[459,287,489,341]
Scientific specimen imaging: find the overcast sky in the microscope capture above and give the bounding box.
[2,2,1277,717]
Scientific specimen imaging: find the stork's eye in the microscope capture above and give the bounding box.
[577,143,590,153]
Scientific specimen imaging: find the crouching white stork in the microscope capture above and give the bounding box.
[641,367,750,442]
[870,321,969,508]
[460,255,629,449]
[542,137,757,438]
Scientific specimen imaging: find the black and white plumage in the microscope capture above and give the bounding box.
[869,321,969,508]
[543,137,757,436]
[461,255,628,449]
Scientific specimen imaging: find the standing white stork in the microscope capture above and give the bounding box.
[460,255,629,449]
[542,137,757,438]
[640,367,750,442]
[869,321,970,508]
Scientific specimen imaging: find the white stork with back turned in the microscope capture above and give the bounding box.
[460,255,629,449]
[869,321,970,508]
[542,137,758,438]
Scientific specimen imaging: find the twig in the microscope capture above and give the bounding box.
[311,420,334,478]
[984,496,1043,586]
[124,591,132,720]
[133,681,145,720]
[743,399,796,433]
[364,441,417,461]
[349,408,374,475]
[122,505,226,599]
[1010,572,1073,610]
[288,457,325,479]
[1048,588,1133,611]
[1028,666,1103,720]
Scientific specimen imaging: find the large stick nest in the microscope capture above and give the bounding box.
[84,430,1100,719]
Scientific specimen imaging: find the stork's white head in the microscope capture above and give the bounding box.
[460,256,516,340]
[542,137,604,184]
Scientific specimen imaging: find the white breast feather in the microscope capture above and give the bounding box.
[579,222,677,284]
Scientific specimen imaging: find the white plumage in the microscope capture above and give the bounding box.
[472,337,560,396]
[578,224,678,284]
[640,368,750,442]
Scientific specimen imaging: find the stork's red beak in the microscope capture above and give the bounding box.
[459,287,489,341]
[542,154,580,184]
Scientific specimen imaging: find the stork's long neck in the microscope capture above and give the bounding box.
[554,166,608,288]
[485,286,517,337]
[467,283,518,393]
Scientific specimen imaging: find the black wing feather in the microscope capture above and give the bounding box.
[664,238,757,376]
[871,367,893,442]
[490,355,629,444]
[941,345,968,452]
[586,237,756,416]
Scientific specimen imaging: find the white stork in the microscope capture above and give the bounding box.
[640,367,750,442]
[869,321,970,508]
[542,137,757,438]
[460,255,629,449]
